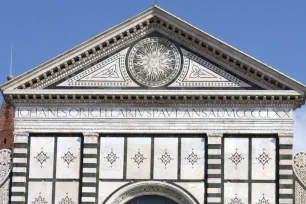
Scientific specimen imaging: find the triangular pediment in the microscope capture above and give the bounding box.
[1,6,305,97]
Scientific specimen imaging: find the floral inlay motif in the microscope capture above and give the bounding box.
[256,194,270,204]
[158,150,174,169]
[34,148,50,168]
[104,149,119,168]
[128,37,181,87]
[59,193,74,204]
[61,148,76,168]
[185,149,201,168]
[293,152,306,186]
[32,193,48,204]
[256,149,271,168]
[131,149,147,168]
[229,148,244,169]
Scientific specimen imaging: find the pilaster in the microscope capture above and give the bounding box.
[206,133,222,204]
[81,132,99,204]
[278,132,294,204]
[11,131,29,204]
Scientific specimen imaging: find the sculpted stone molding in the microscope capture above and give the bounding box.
[82,132,99,137]
[128,37,181,87]
[278,132,294,137]
[207,133,223,137]
[293,152,306,187]
[104,181,197,204]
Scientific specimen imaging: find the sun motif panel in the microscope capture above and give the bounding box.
[126,137,151,179]
[28,182,52,204]
[252,138,276,180]
[224,138,249,180]
[154,137,178,180]
[100,137,125,179]
[224,183,248,204]
[252,183,275,204]
[54,182,79,204]
[56,137,81,179]
[180,137,205,180]
[29,137,54,179]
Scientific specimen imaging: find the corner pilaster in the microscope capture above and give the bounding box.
[81,132,99,204]
[206,132,223,204]
[11,131,29,204]
[278,132,294,204]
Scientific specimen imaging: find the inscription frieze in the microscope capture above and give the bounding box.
[16,107,292,119]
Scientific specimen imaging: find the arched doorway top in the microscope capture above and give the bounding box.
[104,181,198,204]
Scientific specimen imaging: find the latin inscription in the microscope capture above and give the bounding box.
[15,107,292,119]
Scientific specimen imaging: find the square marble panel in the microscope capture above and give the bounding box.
[181,137,205,180]
[56,137,81,179]
[99,181,128,204]
[252,138,276,180]
[28,182,52,204]
[154,137,178,180]
[224,183,248,204]
[175,182,205,204]
[252,183,275,204]
[100,137,124,179]
[224,138,249,180]
[29,137,54,178]
[126,137,151,179]
[55,182,79,204]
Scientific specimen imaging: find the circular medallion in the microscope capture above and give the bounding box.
[128,37,181,87]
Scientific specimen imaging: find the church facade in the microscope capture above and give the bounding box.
[1,6,306,204]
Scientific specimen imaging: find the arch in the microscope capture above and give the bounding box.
[104,181,198,204]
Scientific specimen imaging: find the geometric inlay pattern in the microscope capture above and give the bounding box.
[61,148,76,168]
[229,194,244,204]
[59,193,74,204]
[104,149,119,168]
[34,148,50,168]
[295,181,306,204]
[128,37,181,87]
[158,150,174,169]
[0,149,12,186]
[293,152,306,186]
[185,149,201,168]
[256,194,270,204]
[32,193,48,204]
[229,148,244,169]
[131,150,147,169]
[256,149,271,169]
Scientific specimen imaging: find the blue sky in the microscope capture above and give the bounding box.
[0,1,305,151]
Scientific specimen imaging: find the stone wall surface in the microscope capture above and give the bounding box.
[0,101,14,150]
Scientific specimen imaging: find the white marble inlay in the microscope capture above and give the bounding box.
[181,137,205,180]
[224,183,248,204]
[99,181,128,204]
[100,137,124,179]
[175,182,205,204]
[154,137,178,180]
[252,183,275,204]
[224,138,249,180]
[29,137,54,179]
[56,137,81,179]
[28,182,52,204]
[252,138,276,180]
[55,182,79,204]
[126,137,151,179]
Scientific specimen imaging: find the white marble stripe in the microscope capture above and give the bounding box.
[84,137,98,144]
[11,186,26,192]
[82,187,96,193]
[279,137,293,144]
[13,148,28,154]
[279,170,293,175]
[207,197,221,202]
[12,167,27,173]
[279,198,293,204]
[83,168,97,173]
[83,158,97,163]
[208,149,221,155]
[279,179,293,184]
[208,169,221,174]
[12,176,26,182]
[82,197,96,202]
[208,159,221,164]
[13,158,27,163]
[279,160,292,165]
[207,137,222,144]
[207,178,221,183]
[279,149,292,155]
[11,196,25,202]
[279,189,293,194]
[84,149,98,154]
[14,136,28,143]
[207,188,221,193]
[82,177,97,183]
